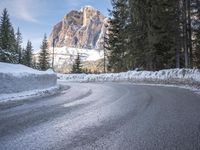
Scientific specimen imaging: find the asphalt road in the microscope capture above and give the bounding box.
[0,82,200,150]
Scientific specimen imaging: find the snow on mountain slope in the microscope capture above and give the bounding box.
[0,62,58,101]
[51,46,104,62]
[50,47,104,72]
[45,6,109,73]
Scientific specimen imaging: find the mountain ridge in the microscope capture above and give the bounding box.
[48,6,108,50]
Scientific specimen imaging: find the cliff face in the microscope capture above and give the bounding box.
[48,6,108,50]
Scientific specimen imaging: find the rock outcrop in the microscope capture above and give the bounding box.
[48,6,108,50]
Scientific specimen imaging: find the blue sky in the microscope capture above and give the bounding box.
[0,0,111,51]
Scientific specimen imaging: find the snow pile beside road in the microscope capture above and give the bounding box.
[0,62,57,95]
[58,69,200,86]
[0,85,60,103]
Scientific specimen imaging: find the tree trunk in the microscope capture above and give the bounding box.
[183,0,189,68]
[187,0,193,68]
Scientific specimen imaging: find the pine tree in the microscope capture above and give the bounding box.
[107,0,129,72]
[148,0,181,70]
[38,34,50,70]
[106,0,196,71]
[21,48,25,64]
[72,53,82,73]
[16,27,23,64]
[128,0,182,70]
[0,9,10,51]
[10,27,18,63]
[193,0,200,68]
[0,8,17,63]
[32,56,38,69]
[194,28,200,68]
[103,31,109,73]
[23,40,33,67]
[128,0,149,70]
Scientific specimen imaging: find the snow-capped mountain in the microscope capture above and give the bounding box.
[48,6,108,49]
[46,6,108,73]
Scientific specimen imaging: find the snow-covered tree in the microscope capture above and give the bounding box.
[107,0,129,72]
[0,8,18,63]
[72,53,82,73]
[38,34,50,70]
[16,27,23,64]
[23,40,33,67]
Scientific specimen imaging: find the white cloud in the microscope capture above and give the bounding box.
[14,0,38,23]
[0,0,111,22]
[65,0,92,8]
[0,0,38,23]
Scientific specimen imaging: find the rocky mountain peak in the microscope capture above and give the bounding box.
[48,6,108,49]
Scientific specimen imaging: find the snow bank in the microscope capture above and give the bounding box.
[0,62,57,94]
[58,69,200,86]
[0,85,60,103]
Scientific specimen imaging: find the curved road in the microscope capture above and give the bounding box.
[0,82,200,150]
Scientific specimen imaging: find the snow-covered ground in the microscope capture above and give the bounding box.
[33,46,104,73]
[58,69,200,94]
[0,62,58,102]
[58,69,200,83]
[49,47,104,66]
